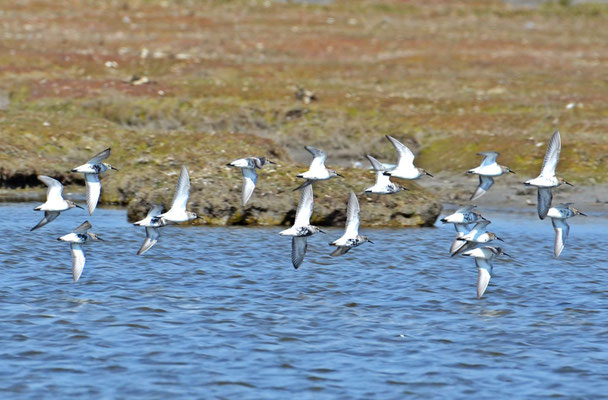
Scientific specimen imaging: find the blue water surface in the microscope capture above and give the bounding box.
[0,203,607,399]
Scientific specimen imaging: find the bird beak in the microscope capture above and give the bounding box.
[75,204,84,209]
[425,171,434,177]
[579,211,587,216]
[509,170,516,174]
[319,229,326,234]
[383,171,391,176]
[368,240,374,244]
[503,252,513,258]
[225,163,232,167]
[112,166,119,171]
[96,236,105,241]
[336,173,344,178]
[496,237,504,242]
[268,160,277,164]
[565,180,573,187]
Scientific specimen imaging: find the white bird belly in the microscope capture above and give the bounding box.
[471,164,502,176]
[390,168,420,180]
[526,176,558,187]
[38,200,70,211]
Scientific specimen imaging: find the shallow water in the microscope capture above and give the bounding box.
[1,203,607,398]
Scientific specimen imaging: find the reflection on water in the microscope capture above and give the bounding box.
[1,203,607,398]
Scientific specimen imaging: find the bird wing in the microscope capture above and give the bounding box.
[478,152,499,167]
[170,165,191,212]
[30,211,60,231]
[73,220,92,234]
[366,154,385,172]
[450,240,476,257]
[305,145,327,170]
[344,191,360,237]
[540,130,561,177]
[454,223,470,235]
[330,246,351,257]
[456,205,476,214]
[38,175,64,203]
[450,238,468,254]
[291,236,308,269]
[294,184,313,227]
[70,243,86,282]
[537,187,553,220]
[470,175,494,201]
[467,220,491,237]
[293,179,313,191]
[84,173,101,215]
[551,218,570,258]
[386,135,415,170]
[475,259,492,299]
[241,167,258,205]
[138,227,160,256]
[146,204,164,218]
[87,148,111,164]
[366,155,391,186]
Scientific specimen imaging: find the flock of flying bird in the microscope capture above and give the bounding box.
[29,130,582,298]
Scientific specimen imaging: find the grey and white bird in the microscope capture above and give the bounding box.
[383,135,432,180]
[57,221,103,282]
[524,130,572,219]
[363,155,407,195]
[71,148,118,215]
[227,157,276,205]
[440,205,486,225]
[547,203,586,258]
[158,166,198,224]
[467,152,514,201]
[451,220,503,257]
[294,146,342,191]
[462,246,511,299]
[329,192,373,256]
[133,204,164,255]
[31,175,83,231]
[279,184,324,269]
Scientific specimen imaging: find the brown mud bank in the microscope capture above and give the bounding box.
[0,132,442,227]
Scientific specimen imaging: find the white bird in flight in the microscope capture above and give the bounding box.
[547,203,586,258]
[363,155,407,195]
[57,221,103,282]
[467,152,514,201]
[133,204,164,255]
[294,146,342,191]
[71,148,118,215]
[524,130,572,219]
[383,135,432,180]
[441,205,486,225]
[329,191,373,256]
[31,175,83,231]
[158,166,198,224]
[227,157,276,205]
[462,246,510,299]
[279,184,324,269]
